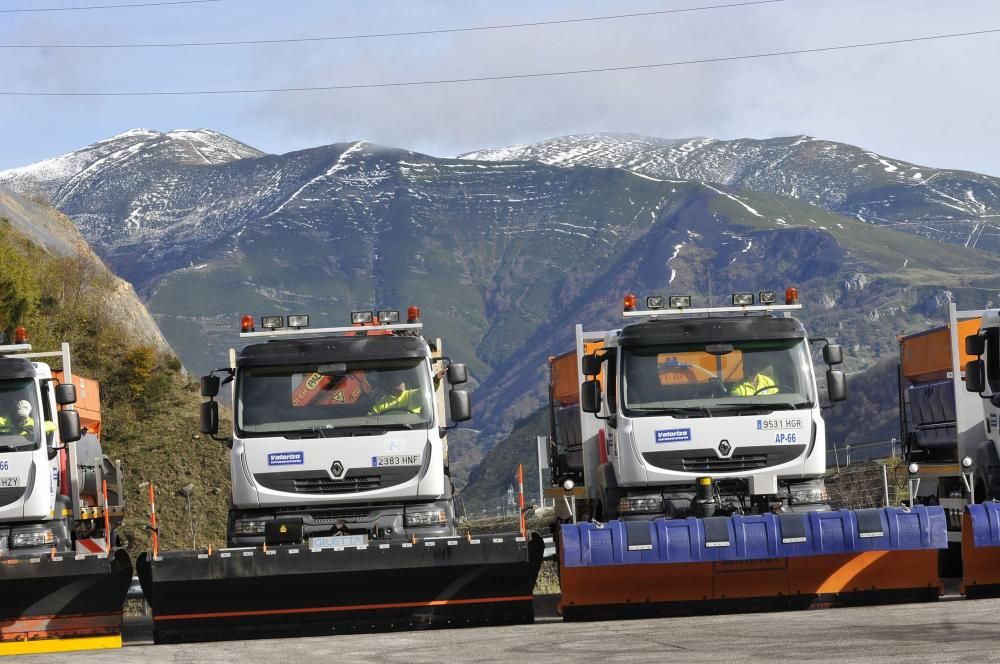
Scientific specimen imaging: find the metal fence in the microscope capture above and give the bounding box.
[826,439,900,470]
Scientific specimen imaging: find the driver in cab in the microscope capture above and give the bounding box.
[730,358,777,396]
[0,399,36,437]
[369,376,423,415]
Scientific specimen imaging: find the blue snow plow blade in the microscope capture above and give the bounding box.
[558,506,946,620]
[967,502,1000,548]
[561,506,947,566]
[962,502,1000,598]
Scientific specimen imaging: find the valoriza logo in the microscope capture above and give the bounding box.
[655,428,691,443]
[267,451,304,466]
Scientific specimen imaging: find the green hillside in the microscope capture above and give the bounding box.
[0,217,231,552]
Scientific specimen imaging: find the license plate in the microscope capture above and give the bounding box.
[371,455,419,467]
[310,535,368,548]
[756,417,804,431]
[0,477,19,488]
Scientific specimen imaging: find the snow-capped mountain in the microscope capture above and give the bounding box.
[0,128,263,208]
[462,134,1000,252]
[1,129,998,476]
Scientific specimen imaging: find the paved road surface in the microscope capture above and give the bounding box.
[20,595,1000,663]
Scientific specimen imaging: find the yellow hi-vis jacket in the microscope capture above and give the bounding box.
[730,373,777,396]
[369,388,423,415]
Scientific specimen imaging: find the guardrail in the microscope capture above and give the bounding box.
[827,439,900,469]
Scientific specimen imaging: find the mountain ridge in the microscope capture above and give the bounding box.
[2,129,999,484]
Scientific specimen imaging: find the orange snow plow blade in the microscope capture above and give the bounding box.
[559,508,945,619]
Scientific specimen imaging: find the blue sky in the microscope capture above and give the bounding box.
[1,0,998,174]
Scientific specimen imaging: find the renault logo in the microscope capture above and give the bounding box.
[331,461,345,477]
[718,439,732,457]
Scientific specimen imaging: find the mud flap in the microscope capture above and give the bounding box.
[138,532,544,643]
[559,506,946,620]
[0,548,132,654]
[961,503,1000,598]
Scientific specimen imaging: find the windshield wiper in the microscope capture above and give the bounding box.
[641,406,714,418]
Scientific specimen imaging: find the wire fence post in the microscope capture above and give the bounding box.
[882,464,890,507]
[845,444,852,467]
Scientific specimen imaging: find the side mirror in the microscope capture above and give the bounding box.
[581,354,602,377]
[200,401,219,435]
[200,375,221,398]
[826,370,847,403]
[966,360,986,393]
[581,379,602,414]
[57,410,81,443]
[54,383,77,406]
[447,363,468,385]
[449,389,471,422]
[823,344,844,366]
[967,334,986,357]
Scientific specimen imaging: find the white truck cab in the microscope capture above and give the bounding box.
[200,309,472,547]
[550,290,846,521]
[0,332,123,556]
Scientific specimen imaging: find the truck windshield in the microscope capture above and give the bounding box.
[236,358,434,436]
[621,338,816,417]
[0,379,42,451]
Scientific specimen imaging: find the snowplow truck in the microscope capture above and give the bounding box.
[0,329,130,656]
[549,290,947,620]
[138,308,543,643]
[914,303,1000,597]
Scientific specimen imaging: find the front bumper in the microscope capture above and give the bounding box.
[229,500,456,546]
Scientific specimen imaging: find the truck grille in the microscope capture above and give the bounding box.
[677,454,769,472]
[292,474,381,494]
[254,465,421,495]
[642,444,806,473]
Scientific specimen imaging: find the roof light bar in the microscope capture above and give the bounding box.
[646,296,665,310]
[668,295,692,309]
[351,311,374,325]
[286,315,310,329]
[378,310,400,324]
[758,291,777,305]
[261,315,284,330]
[732,292,754,306]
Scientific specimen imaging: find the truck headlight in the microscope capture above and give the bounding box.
[790,486,829,504]
[618,496,663,514]
[234,520,267,535]
[405,508,447,527]
[11,529,54,548]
